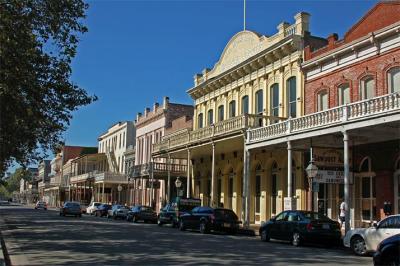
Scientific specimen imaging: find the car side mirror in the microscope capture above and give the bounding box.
[373,222,378,228]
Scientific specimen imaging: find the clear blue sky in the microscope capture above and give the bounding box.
[9,0,379,172]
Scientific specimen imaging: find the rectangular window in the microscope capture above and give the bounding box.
[218,105,224,122]
[317,91,328,111]
[270,84,279,116]
[241,96,249,115]
[207,110,213,125]
[229,101,236,118]
[361,77,375,100]
[388,68,400,93]
[198,113,203,129]
[338,84,350,105]
[255,89,263,114]
[287,77,296,118]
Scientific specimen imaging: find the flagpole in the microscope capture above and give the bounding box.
[243,0,246,31]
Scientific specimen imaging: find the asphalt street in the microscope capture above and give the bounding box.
[0,205,372,266]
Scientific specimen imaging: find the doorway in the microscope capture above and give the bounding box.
[254,164,262,224]
[270,162,278,217]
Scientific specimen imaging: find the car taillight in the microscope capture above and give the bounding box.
[306,223,313,231]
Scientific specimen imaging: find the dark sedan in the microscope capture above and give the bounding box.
[259,211,341,247]
[59,202,82,217]
[126,205,157,223]
[95,204,111,217]
[179,207,241,234]
[373,234,400,266]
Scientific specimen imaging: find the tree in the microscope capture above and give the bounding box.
[0,0,97,175]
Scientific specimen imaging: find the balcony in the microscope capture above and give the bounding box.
[49,176,61,186]
[94,171,127,184]
[153,114,284,154]
[247,92,400,145]
[132,162,187,178]
[70,173,91,184]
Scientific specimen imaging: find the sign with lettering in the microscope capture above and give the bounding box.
[313,148,352,168]
[314,170,353,184]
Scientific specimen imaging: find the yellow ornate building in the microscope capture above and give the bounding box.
[153,12,325,225]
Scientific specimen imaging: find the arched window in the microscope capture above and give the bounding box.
[338,83,350,105]
[255,89,263,114]
[317,90,328,111]
[207,109,214,125]
[358,156,376,221]
[270,83,279,116]
[218,105,224,122]
[287,77,297,118]
[388,67,400,93]
[197,113,203,129]
[241,96,249,115]
[360,76,375,100]
[229,100,236,118]
[359,156,372,172]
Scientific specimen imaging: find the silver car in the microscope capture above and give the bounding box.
[107,205,130,219]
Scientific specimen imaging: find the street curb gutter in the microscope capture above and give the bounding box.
[0,231,11,266]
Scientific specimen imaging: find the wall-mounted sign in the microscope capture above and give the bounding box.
[314,170,353,184]
[313,148,352,168]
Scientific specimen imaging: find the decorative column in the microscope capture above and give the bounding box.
[343,131,351,233]
[167,153,171,203]
[211,142,216,207]
[287,140,292,208]
[187,149,191,198]
[243,148,251,228]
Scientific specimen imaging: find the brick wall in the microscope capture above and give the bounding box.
[165,103,194,128]
[165,115,193,135]
[305,49,400,114]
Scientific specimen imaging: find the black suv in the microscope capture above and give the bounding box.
[158,198,201,227]
[127,205,157,223]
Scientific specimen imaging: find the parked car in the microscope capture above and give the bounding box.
[373,233,400,266]
[107,204,130,219]
[95,204,111,217]
[158,198,201,227]
[344,214,400,256]
[35,201,47,210]
[126,205,157,223]
[86,202,102,215]
[259,211,341,247]
[179,207,241,234]
[59,202,82,217]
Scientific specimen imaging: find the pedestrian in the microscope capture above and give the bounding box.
[339,199,346,228]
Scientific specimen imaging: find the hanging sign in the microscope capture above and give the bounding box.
[314,170,353,184]
[313,148,352,168]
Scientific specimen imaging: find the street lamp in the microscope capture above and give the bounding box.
[305,158,318,211]
[117,184,123,204]
[175,176,182,198]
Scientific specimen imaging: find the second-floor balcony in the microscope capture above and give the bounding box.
[153,114,284,154]
[132,162,187,178]
[94,171,127,184]
[70,173,91,184]
[247,92,400,146]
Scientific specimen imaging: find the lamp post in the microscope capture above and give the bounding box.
[305,158,318,212]
[175,176,182,199]
[117,184,122,204]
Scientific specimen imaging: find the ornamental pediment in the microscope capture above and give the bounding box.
[208,30,269,79]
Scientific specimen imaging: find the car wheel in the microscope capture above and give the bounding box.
[292,232,301,247]
[59,213,62,216]
[132,216,137,223]
[79,214,82,218]
[200,221,208,234]
[179,220,185,231]
[260,229,270,242]
[351,236,367,256]
[113,215,117,220]
[157,219,163,226]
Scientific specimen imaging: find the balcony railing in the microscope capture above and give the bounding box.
[70,173,91,184]
[248,92,400,144]
[94,171,127,183]
[132,162,187,177]
[153,114,284,153]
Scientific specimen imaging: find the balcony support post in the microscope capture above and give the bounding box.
[243,147,250,228]
[286,140,293,211]
[211,142,217,207]
[343,131,351,233]
[167,153,171,203]
[187,149,191,198]
[102,182,105,203]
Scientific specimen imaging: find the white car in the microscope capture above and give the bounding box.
[343,214,400,255]
[86,202,102,215]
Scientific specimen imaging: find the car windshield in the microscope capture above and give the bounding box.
[301,212,331,221]
[94,203,101,206]
[214,209,238,220]
[65,202,80,208]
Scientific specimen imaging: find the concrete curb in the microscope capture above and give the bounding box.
[0,226,11,266]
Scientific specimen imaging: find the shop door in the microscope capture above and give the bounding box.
[255,175,261,224]
[271,173,278,217]
[317,183,328,216]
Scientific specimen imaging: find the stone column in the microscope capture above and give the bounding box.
[287,141,292,205]
[167,153,171,203]
[211,142,216,207]
[243,148,250,227]
[187,149,191,198]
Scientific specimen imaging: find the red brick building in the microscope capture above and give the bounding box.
[301,1,400,227]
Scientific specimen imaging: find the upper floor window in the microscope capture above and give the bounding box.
[218,105,224,122]
[388,67,400,93]
[207,109,214,125]
[229,100,236,118]
[198,113,204,129]
[270,83,279,116]
[338,83,350,105]
[317,90,328,111]
[360,76,375,100]
[255,89,263,114]
[287,77,296,118]
[241,95,249,115]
